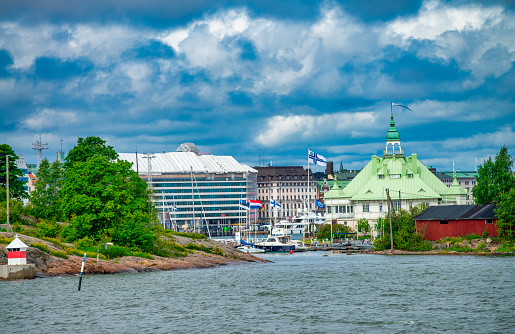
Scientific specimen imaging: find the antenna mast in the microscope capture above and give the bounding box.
[32,134,48,168]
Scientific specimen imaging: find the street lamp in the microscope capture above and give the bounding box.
[97,242,114,263]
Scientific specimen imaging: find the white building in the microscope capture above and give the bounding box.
[119,144,257,233]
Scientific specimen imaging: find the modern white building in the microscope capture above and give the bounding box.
[119,144,257,233]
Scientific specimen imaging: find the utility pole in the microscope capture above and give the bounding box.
[387,188,393,252]
[191,166,196,234]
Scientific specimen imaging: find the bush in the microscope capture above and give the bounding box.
[133,252,153,259]
[50,249,68,259]
[186,243,213,253]
[36,220,62,239]
[101,245,132,259]
[0,236,13,244]
[31,242,50,253]
[476,241,487,250]
[464,233,481,241]
[74,236,96,249]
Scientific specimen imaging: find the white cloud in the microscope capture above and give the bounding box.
[255,111,379,147]
[19,108,79,131]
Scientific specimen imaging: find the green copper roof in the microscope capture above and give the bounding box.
[386,115,400,141]
[324,154,467,201]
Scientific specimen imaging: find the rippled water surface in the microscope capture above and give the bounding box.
[1,253,514,333]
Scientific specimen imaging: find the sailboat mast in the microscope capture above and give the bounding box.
[191,166,195,234]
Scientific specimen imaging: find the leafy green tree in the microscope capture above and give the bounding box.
[61,154,155,250]
[357,218,370,237]
[473,146,515,205]
[373,204,431,251]
[29,158,65,221]
[64,136,117,169]
[495,188,515,239]
[317,223,352,240]
[0,144,27,200]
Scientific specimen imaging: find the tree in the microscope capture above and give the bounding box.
[357,218,371,237]
[64,136,117,169]
[61,154,155,250]
[0,144,27,200]
[495,188,515,239]
[317,223,352,240]
[473,146,515,205]
[29,158,65,221]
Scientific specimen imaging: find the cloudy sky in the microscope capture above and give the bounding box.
[1,0,514,172]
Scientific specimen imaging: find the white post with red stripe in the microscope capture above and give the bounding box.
[6,236,28,265]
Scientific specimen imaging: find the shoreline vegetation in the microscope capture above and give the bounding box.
[0,231,266,278]
[2,232,513,279]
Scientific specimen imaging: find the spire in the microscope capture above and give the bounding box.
[384,112,403,156]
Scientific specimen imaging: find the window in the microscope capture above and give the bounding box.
[363,203,369,212]
[344,221,348,226]
[407,174,413,179]
[379,203,383,212]
[485,219,493,224]
[378,175,384,179]
[393,200,400,211]
[390,174,400,179]
[465,181,469,185]
[440,220,449,224]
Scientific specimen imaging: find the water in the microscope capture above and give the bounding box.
[1,252,514,333]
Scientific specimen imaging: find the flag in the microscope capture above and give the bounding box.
[221,213,225,217]
[315,199,325,208]
[308,150,327,166]
[239,199,250,210]
[247,199,263,210]
[170,206,178,211]
[391,102,413,112]
[270,199,281,209]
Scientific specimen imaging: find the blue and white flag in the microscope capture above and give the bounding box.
[315,199,325,208]
[239,199,250,210]
[170,206,178,212]
[308,150,327,166]
[270,199,281,209]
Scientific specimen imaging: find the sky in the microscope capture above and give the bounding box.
[1,0,514,173]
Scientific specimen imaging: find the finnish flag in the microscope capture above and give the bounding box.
[271,199,281,209]
[308,150,327,166]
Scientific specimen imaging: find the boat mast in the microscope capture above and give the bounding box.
[191,166,195,234]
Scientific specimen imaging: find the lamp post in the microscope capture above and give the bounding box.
[97,242,114,263]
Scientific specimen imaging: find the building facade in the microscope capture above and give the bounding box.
[254,166,317,223]
[324,114,467,234]
[432,169,478,204]
[119,144,257,233]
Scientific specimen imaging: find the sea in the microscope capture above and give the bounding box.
[1,252,514,334]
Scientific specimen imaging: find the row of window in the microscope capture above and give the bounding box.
[157,188,246,193]
[153,181,246,188]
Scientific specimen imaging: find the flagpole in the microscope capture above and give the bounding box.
[307,149,310,213]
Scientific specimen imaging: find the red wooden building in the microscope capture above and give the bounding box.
[414,205,498,241]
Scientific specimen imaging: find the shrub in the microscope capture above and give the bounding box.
[476,241,487,250]
[74,236,96,249]
[0,236,13,244]
[101,245,132,259]
[31,242,50,253]
[50,249,68,259]
[464,233,481,241]
[133,252,153,259]
[36,220,62,239]
[186,243,213,253]
[482,228,489,238]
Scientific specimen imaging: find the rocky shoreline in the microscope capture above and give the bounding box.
[0,232,266,278]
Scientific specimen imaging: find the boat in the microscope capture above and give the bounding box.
[236,245,266,254]
[350,239,374,250]
[271,210,327,236]
[254,235,296,253]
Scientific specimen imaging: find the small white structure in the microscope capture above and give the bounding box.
[6,236,28,265]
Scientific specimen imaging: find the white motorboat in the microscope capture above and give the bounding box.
[237,245,266,254]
